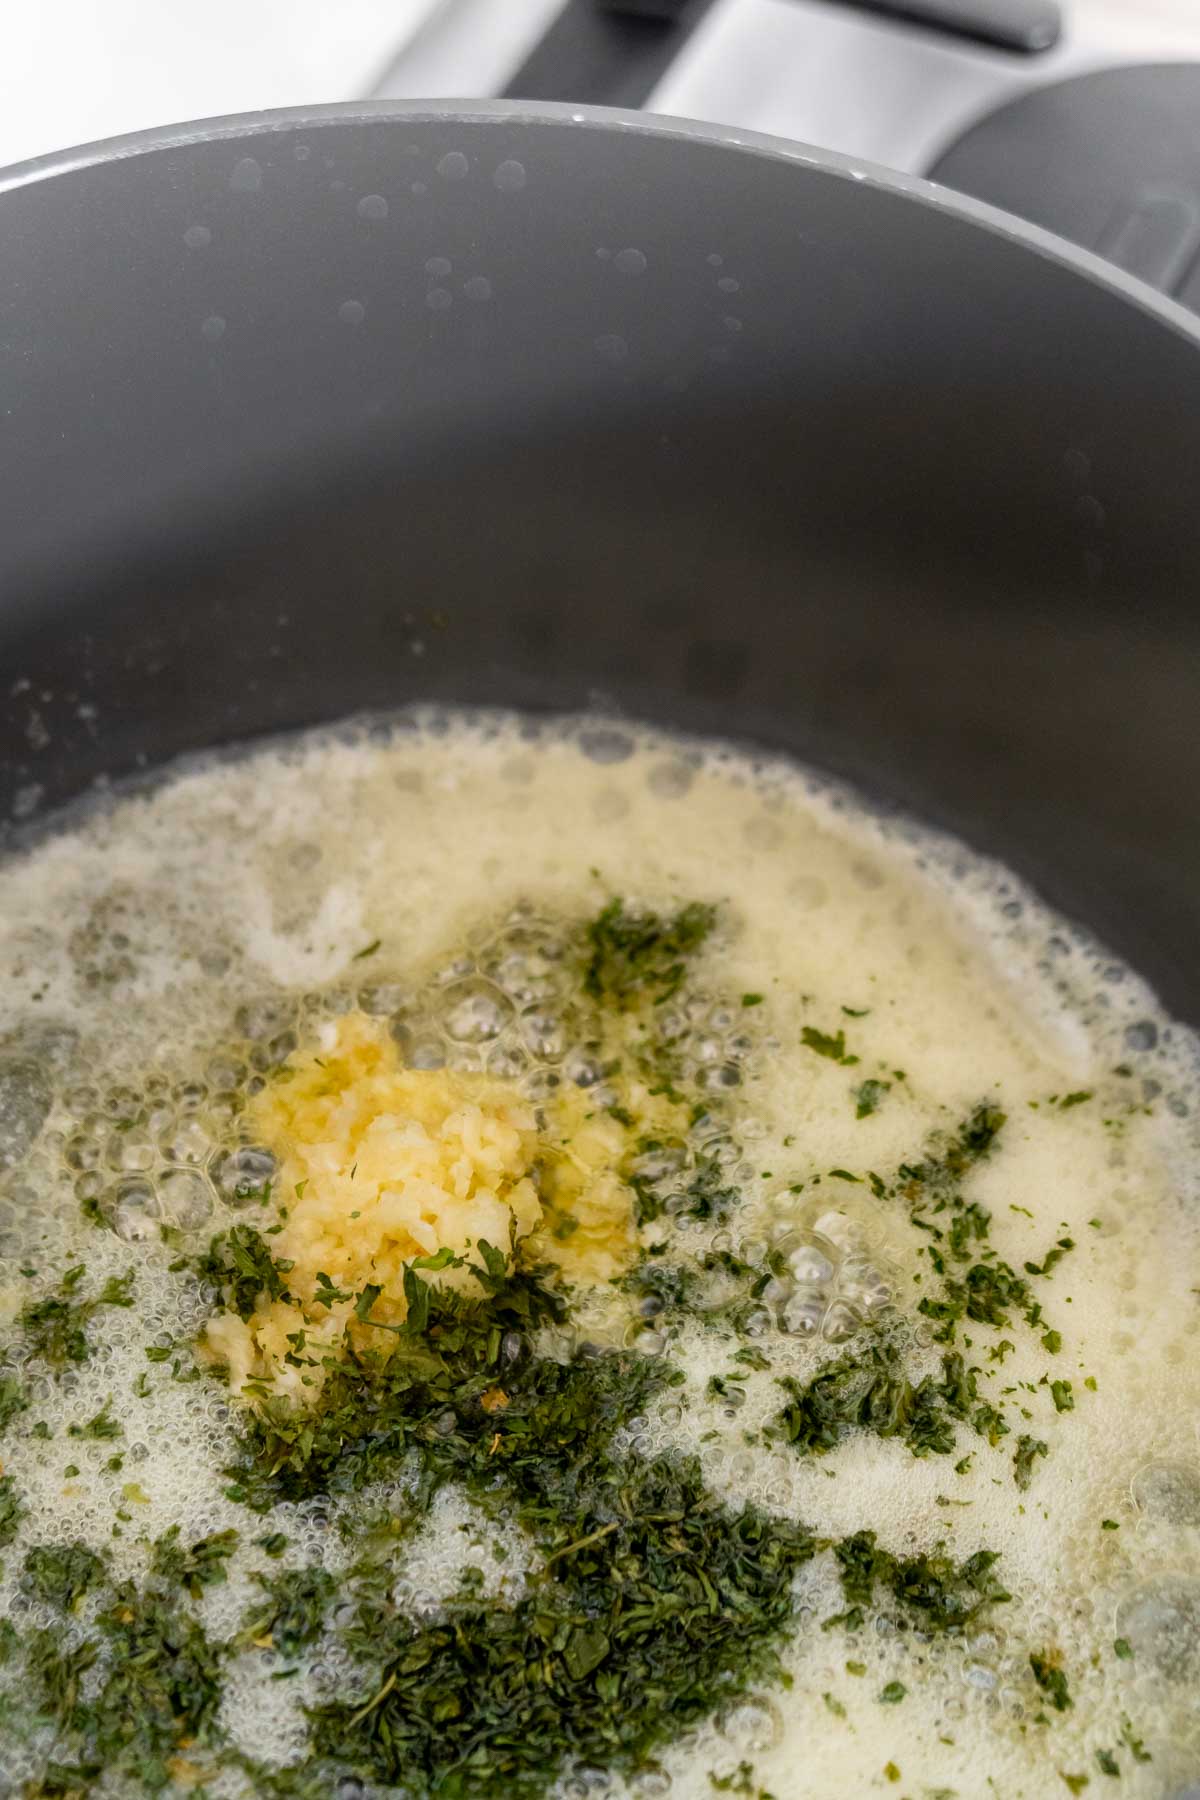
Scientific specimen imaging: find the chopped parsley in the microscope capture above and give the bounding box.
[18,1265,135,1369]
[245,1564,337,1656]
[1119,1717,1151,1763]
[197,1224,294,1320]
[802,1026,859,1065]
[1013,1435,1048,1491]
[0,1372,27,1436]
[1030,1651,1072,1711]
[313,1270,354,1307]
[67,1398,122,1441]
[827,1530,1008,1636]
[150,1524,240,1599]
[854,1078,890,1118]
[776,1339,1021,1476]
[24,1540,107,1611]
[0,1473,25,1548]
[582,898,717,1009]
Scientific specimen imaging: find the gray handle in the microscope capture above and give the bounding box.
[503,0,1061,107]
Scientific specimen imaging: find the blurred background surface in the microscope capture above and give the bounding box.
[6,0,1200,176]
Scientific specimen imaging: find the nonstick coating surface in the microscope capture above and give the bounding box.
[1,105,1199,1021]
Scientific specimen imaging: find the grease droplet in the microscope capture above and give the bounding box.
[1132,1461,1200,1527]
[229,156,263,194]
[200,315,227,342]
[356,194,388,220]
[614,247,647,276]
[493,159,526,192]
[338,300,365,326]
[0,1058,51,1172]
[183,225,211,249]
[436,151,469,182]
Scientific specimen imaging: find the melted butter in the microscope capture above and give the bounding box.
[0,710,1196,1799]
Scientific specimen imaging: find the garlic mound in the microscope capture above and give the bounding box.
[201,1013,641,1401]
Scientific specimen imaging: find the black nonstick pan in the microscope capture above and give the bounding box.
[1,101,1199,1028]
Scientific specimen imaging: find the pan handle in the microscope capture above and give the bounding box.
[503,0,1061,109]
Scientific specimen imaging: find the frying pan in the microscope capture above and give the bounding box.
[2,101,1200,1033]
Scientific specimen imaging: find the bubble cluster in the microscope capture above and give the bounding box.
[1132,1460,1200,1528]
[1117,1577,1200,1683]
[283,904,765,1121]
[657,994,755,1097]
[372,906,578,1086]
[753,1200,897,1345]
[49,1063,263,1247]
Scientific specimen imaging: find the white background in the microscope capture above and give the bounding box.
[5,0,1200,175]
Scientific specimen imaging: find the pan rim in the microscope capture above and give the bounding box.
[1,94,1198,352]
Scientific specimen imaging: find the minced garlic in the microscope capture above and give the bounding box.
[200,1013,648,1402]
